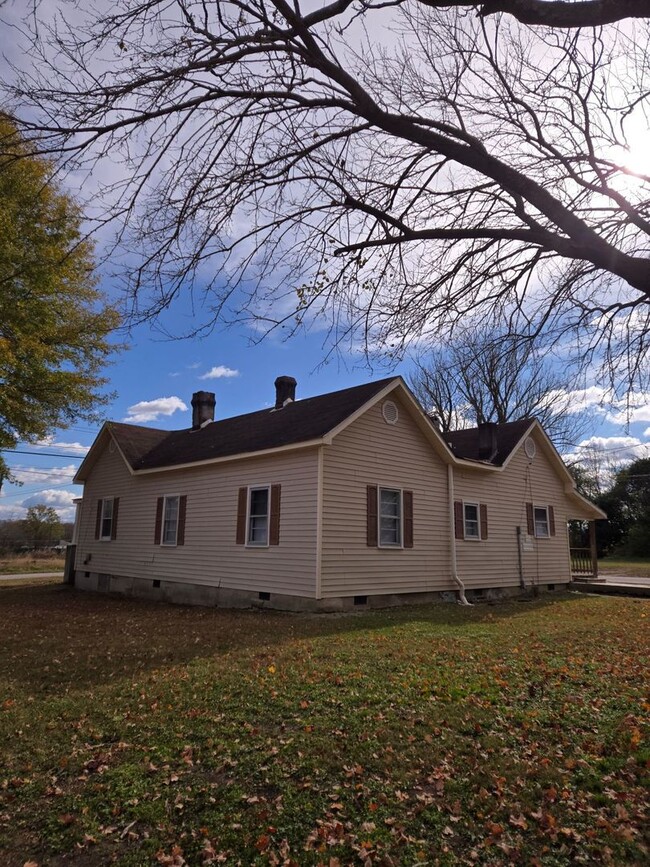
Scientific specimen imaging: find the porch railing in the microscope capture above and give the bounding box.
[570,547,596,577]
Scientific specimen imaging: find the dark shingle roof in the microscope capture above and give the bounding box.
[444,419,533,465]
[109,377,397,471]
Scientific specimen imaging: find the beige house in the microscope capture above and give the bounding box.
[71,376,604,610]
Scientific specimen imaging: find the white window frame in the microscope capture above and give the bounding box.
[99,497,114,541]
[161,494,180,546]
[378,487,403,548]
[246,485,270,547]
[533,505,550,538]
[463,502,480,541]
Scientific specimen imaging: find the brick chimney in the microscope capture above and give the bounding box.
[191,391,216,430]
[274,376,297,409]
[478,421,498,462]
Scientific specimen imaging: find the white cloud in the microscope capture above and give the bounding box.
[645,426,650,438]
[564,435,650,466]
[11,465,77,486]
[199,365,240,380]
[34,437,90,455]
[607,395,650,425]
[22,489,77,509]
[541,385,612,414]
[123,396,188,424]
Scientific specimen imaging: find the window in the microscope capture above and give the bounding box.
[100,498,114,540]
[366,486,413,548]
[534,506,549,538]
[463,503,480,540]
[454,501,487,540]
[248,487,270,545]
[154,495,187,546]
[379,487,402,546]
[95,497,119,541]
[236,485,281,546]
[526,503,556,538]
[162,496,180,545]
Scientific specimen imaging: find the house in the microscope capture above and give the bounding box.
[70,376,605,610]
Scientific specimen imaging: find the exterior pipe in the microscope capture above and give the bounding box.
[447,465,472,606]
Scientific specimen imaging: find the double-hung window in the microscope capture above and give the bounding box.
[526,503,555,538]
[454,501,487,540]
[95,497,119,541]
[248,487,270,545]
[236,485,281,547]
[463,503,480,540]
[100,498,114,540]
[162,495,180,545]
[379,487,402,547]
[366,485,413,548]
[534,506,550,538]
[154,495,187,546]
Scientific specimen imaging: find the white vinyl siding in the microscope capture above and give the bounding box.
[321,393,451,598]
[75,444,319,598]
[453,433,573,589]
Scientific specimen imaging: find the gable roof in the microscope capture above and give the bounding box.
[444,419,534,466]
[75,377,399,480]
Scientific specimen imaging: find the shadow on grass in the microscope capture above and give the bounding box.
[0,583,596,696]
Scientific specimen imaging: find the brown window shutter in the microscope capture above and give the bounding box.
[177,495,187,546]
[111,498,120,540]
[269,484,281,545]
[236,487,248,545]
[403,490,413,548]
[95,500,103,540]
[548,505,556,536]
[154,497,164,544]
[526,502,534,535]
[367,485,378,547]
[480,503,488,540]
[454,501,464,540]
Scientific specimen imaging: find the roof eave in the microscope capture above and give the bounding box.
[130,436,325,475]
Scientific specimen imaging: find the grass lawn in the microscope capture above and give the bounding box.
[0,588,648,866]
[0,553,65,575]
[598,558,650,579]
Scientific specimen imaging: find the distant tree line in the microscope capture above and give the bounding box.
[0,505,72,553]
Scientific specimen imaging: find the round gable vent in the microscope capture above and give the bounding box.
[524,436,536,459]
[382,400,399,425]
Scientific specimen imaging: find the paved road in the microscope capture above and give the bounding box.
[0,572,63,582]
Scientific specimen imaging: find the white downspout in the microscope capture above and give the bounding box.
[448,464,471,606]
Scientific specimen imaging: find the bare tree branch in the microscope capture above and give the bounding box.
[1,0,649,391]
[417,1,650,28]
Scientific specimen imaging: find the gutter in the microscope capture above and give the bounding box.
[447,465,471,606]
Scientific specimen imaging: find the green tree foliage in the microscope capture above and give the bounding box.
[0,115,120,485]
[597,457,650,556]
[21,504,64,547]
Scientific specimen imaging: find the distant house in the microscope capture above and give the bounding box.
[71,376,604,610]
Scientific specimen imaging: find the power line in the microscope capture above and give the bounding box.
[4,449,86,460]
